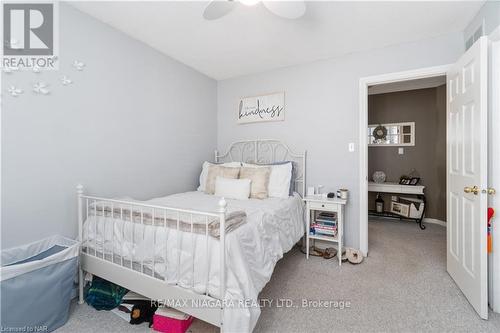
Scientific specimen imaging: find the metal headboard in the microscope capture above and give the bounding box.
[215,140,306,197]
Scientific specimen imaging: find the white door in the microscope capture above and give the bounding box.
[447,36,488,319]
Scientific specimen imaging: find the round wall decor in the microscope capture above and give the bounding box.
[373,125,388,140]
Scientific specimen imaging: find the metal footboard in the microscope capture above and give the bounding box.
[76,185,227,328]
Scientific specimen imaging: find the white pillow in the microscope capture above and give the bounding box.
[198,161,241,192]
[242,162,292,198]
[214,177,251,200]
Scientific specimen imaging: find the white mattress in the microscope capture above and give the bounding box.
[82,191,305,332]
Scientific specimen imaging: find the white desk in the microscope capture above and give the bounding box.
[368,181,425,195]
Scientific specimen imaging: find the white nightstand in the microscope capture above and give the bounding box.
[303,195,347,266]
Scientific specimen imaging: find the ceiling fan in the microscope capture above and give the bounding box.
[203,0,306,20]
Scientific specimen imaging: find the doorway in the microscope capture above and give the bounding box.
[358,65,451,256]
[367,77,447,233]
[358,40,491,318]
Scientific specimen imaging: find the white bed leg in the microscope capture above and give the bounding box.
[77,184,85,305]
[78,267,84,304]
[218,197,227,329]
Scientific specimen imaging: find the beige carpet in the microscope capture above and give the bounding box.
[57,219,500,332]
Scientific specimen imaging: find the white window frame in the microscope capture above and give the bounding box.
[368,121,415,147]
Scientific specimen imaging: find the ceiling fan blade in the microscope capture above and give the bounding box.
[203,0,237,20]
[262,1,306,19]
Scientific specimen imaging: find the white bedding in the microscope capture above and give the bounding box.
[82,191,305,332]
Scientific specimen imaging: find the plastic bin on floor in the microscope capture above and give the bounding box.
[1,235,79,332]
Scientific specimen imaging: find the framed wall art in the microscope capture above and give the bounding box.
[237,92,285,124]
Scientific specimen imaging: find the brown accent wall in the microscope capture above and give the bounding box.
[368,85,447,221]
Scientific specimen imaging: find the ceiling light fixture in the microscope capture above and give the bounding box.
[203,0,306,20]
[239,0,260,6]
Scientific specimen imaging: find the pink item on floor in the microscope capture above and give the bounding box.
[152,307,193,333]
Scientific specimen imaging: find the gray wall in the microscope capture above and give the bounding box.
[217,33,464,249]
[368,86,447,221]
[1,4,217,249]
[464,0,500,41]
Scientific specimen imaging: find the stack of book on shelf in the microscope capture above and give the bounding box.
[311,211,338,237]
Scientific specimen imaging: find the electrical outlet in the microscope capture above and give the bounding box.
[398,147,404,155]
[348,143,355,152]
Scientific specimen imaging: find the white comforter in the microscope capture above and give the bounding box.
[83,191,305,332]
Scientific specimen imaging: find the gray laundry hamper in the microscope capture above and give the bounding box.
[1,235,79,332]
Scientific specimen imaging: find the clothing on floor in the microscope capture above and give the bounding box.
[85,276,128,311]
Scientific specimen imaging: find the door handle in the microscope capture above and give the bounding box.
[485,188,496,195]
[464,186,480,195]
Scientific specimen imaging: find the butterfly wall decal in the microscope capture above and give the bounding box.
[33,82,50,95]
[60,75,73,86]
[7,85,23,97]
[72,60,85,71]
[4,59,85,99]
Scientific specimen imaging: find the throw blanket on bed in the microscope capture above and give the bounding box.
[88,205,246,238]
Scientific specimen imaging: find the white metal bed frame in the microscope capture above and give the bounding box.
[215,139,306,197]
[77,139,306,331]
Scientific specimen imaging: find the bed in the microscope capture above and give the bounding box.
[77,140,306,332]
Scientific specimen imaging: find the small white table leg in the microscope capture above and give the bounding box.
[338,206,343,266]
[338,242,342,266]
[306,204,310,259]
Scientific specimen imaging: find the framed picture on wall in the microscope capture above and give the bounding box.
[237,92,285,124]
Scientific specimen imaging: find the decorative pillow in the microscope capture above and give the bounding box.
[242,162,293,198]
[204,165,240,194]
[239,166,271,199]
[214,177,251,200]
[198,161,241,192]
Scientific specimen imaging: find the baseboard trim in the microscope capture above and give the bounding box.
[423,218,447,227]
